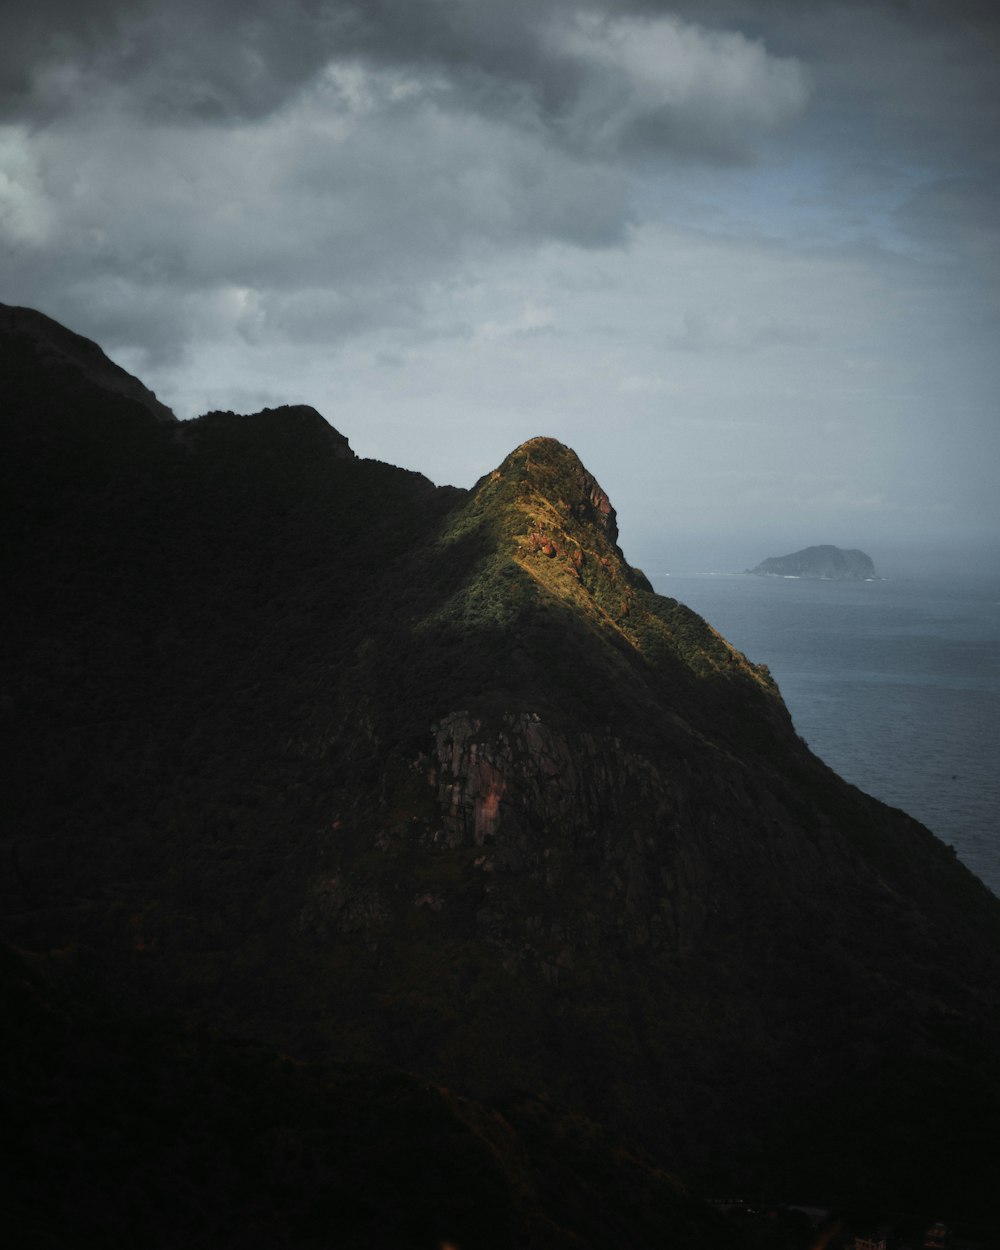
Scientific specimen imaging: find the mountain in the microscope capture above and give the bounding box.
[3,304,1000,1237]
[3,940,743,1250]
[0,301,176,425]
[747,544,877,579]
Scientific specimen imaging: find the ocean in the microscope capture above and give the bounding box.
[650,572,1000,897]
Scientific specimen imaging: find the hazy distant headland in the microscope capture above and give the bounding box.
[747,544,876,581]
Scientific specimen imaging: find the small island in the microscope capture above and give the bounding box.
[747,544,876,581]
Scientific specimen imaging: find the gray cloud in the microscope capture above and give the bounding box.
[668,310,814,352]
[895,177,1000,271]
[1,0,808,156]
[1,0,814,366]
[0,58,633,363]
[1,0,997,556]
[0,0,337,122]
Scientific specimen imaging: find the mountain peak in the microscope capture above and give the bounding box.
[0,302,176,424]
[188,403,356,459]
[498,435,621,546]
[434,435,654,647]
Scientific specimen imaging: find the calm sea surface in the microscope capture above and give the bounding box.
[652,573,1000,896]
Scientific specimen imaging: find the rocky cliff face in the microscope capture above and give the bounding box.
[3,307,1000,1222]
[426,709,705,961]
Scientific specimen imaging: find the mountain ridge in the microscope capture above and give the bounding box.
[0,301,176,424]
[3,305,1000,1232]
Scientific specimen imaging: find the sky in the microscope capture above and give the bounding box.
[3,0,998,574]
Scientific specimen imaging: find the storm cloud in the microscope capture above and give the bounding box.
[2,0,998,567]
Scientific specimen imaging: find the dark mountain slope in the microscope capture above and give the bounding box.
[0,300,175,425]
[2,305,999,1223]
[3,943,741,1250]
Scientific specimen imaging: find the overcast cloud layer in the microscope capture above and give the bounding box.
[3,0,998,571]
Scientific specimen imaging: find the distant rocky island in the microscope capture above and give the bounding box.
[747,544,876,580]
